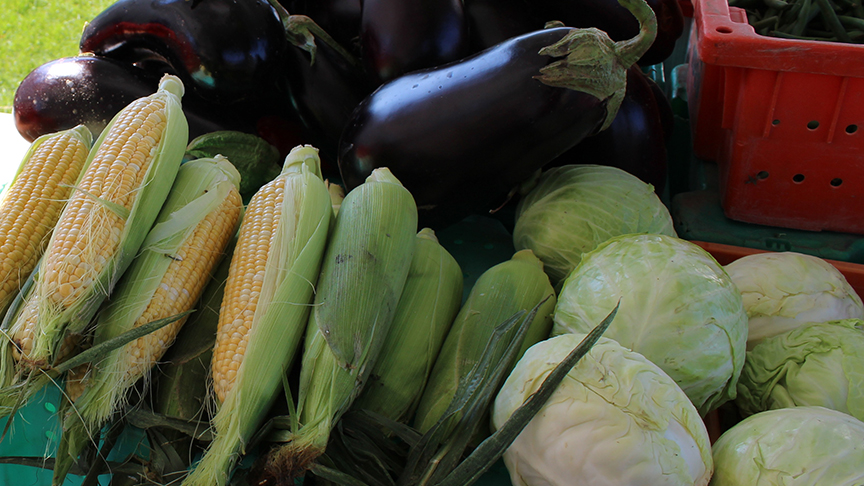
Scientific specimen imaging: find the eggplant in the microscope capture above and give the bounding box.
[338,0,658,230]
[534,0,684,66]
[267,3,376,175]
[12,55,224,142]
[79,0,289,105]
[549,66,669,193]
[359,0,470,84]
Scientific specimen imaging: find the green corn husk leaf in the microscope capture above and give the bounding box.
[354,227,463,424]
[0,263,40,412]
[184,130,281,200]
[254,167,418,483]
[68,156,240,432]
[412,250,557,435]
[182,145,333,486]
[399,305,535,486]
[29,74,189,365]
[48,310,193,485]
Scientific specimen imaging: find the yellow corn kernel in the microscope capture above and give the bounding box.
[27,74,188,366]
[212,176,283,403]
[68,156,241,433]
[50,156,240,486]
[41,99,167,308]
[0,126,92,314]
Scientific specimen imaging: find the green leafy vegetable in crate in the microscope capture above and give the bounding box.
[731,0,864,42]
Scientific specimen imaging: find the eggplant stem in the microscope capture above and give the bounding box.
[265,0,360,67]
[613,0,659,67]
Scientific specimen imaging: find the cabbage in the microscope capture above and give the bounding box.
[552,234,748,415]
[491,333,713,486]
[710,406,864,485]
[735,319,864,421]
[724,252,863,349]
[513,165,676,286]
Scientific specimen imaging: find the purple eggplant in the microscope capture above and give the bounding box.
[338,0,657,230]
[359,0,470,84]
[534,0,684,66]
[549,66,669,193]
[12,55,225,142]
[79,0,289,105]
[266,2,376,175]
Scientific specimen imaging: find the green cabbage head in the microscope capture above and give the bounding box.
[513,164,676,286]
[724,252,863,349]
[710,406,864,485]
[552,234,748,415]
[735,319,864,421]
[492,333,713,486]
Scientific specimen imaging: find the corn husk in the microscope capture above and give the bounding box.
[181,145,333,486]
[255,167,418,483]
[354,227,463,423]
[412,249,557,435]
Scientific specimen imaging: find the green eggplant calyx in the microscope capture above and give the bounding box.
[534,28,625,131]
[534,0,658,131]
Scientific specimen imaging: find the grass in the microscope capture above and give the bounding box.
[0,0,115,112]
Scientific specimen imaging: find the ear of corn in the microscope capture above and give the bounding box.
[0,125,92,317]
[353,227,463,424]
[181,145,333,486]
[22,74,188,368]
[257,167,418,482]
[412,249,557,435]
[51,155,242,486]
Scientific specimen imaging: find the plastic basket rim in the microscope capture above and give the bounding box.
[692,0,864,77]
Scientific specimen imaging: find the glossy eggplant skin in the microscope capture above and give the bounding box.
[79,0,289,104]
[338,27,609,230]
[13,55,221,142]
[359,0,470,84]
[13,55,307,156]
[535,0,683,66]
[549,67,668,193]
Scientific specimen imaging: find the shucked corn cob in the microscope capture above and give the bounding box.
[182,146,332,486]
[255,167,418,483]
[412,249,557,435]
[353,227,463,423]
[11,74,188,369]
[0,125,92,316]
[52,155,242,486]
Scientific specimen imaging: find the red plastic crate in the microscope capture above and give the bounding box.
[686,0,864,234]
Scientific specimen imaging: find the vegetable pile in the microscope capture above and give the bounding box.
[2,0,863,485]
[734,0,864,43]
